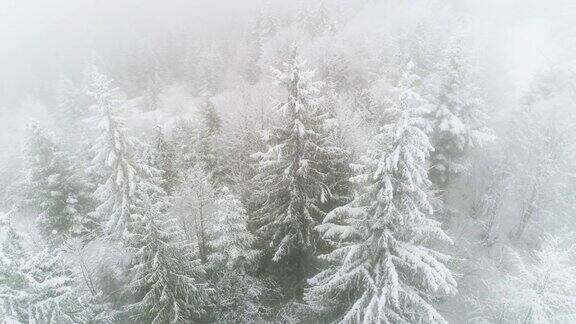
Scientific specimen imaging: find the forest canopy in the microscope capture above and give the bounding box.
[1,0,575,323]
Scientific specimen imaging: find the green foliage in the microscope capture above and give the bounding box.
[25,123,95,246]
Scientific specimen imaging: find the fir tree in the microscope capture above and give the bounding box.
[207,187,271,323]
[124,183,210,323]
[252,51,351,297]
[199,94,222,137]
[296,0,333,37]
[306,61,457,323]
[429,44,493,187]
[171,117,197,172]
[208,187,258,268]
[0,218,107,324]
[25,123,94,246]
[242,2,276,84]
[0,214,29,322]
[22,248,106,324]
[142,71,163,112]
[258,1,277,41]
[86,67,160,238]
[197,44,225,95]
[196,94,231,187]
[148,126,178,195]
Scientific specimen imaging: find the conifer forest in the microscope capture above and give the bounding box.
[1,0,576,323]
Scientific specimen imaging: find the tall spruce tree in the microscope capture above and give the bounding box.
[22,248,108,324]
[207,187,271,322]
[306,61,457,323]
[196,94,230,187]
[0,215,107,324]
[429,44,493,187]
[0,214,29,322]
[124,181,210,323]
[86,67,159,238]
[171,117,197,172]
[208,187,258,268]
[148,126,178,195]
[142,72,163,112]
[25,123,94,246]
[252,51,351,297]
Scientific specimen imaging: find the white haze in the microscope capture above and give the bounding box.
[0,0,572,155]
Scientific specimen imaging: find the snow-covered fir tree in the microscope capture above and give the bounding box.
[0,214,29,322]
[171,117,198,172]
[199,93,222,137]
[429,44,493,187]
[148,126,179,196]
[142,72,163,112]
[258,1,277,41]
[0,216,107,324]
[25,123,94,245]
[243,2,277,84]
[252,50,351,297]
[196,94,230,187]
[124,182,210,323]
[296,0,334,38]
[306,61,457,323]
[21,248,107,324]
[471,234,576,323]
[208,187,258,268]
[197,44,225,95]
[86,67,160,238]
[207,187,271,323]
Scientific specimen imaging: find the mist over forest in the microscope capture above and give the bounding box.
[1,0,576,323]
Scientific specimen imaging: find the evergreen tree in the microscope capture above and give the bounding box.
[243,2,276,84]
[197,44,225,95]
[310,1,333,36]
[258,1,277,41]
[199,94,222,137]
[25,123,94,246]
[196,94,231,187]
[207,187,271,323]
[22,248,107,324]
[86,67,159,238]
[124,183,210,323]
[306,62,457,323]
[0,214,29,322]
[252,52,351,297]
[148,126,178,195]
[142,71,163,112]
[296,0,333,37]
[171,117,197,172]
[0,219,107,324]
[208,187,258,268]
[429,44,493,187]
[244,20,263,85]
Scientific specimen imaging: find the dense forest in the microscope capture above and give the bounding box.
[1,0,576,323]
